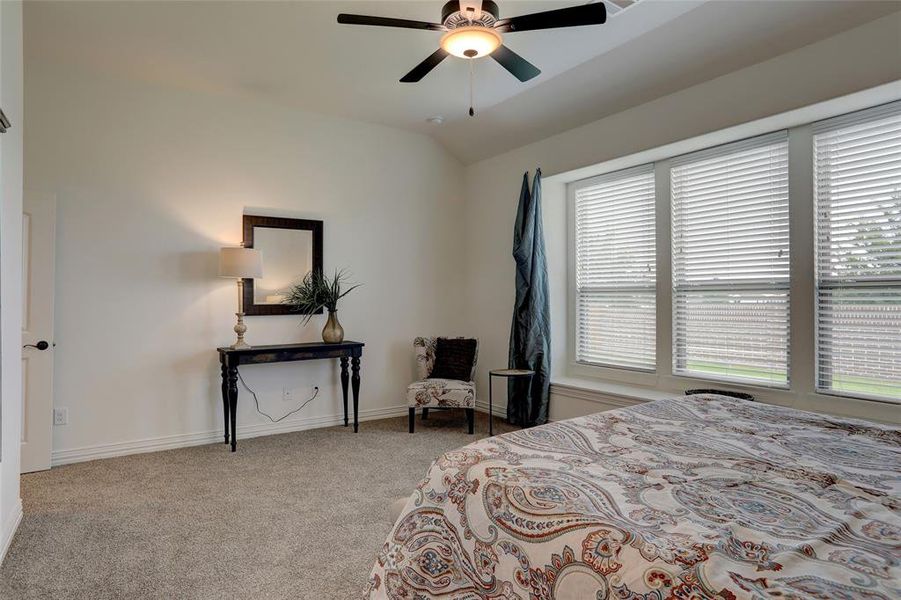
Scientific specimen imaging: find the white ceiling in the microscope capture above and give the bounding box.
[25,1,901,163]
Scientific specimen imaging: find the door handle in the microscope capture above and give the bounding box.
[23,340,51,351]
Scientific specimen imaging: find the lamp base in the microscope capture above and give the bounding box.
[231,312,251,349]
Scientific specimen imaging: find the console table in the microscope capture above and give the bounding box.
[217,341,364,452]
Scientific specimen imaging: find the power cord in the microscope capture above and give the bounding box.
[236,367,320,423]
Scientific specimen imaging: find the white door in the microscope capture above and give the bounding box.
[21,191,56,473]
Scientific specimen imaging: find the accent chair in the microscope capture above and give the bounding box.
[407,337,478,434]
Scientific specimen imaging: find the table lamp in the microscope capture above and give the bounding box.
[219,246,263,349]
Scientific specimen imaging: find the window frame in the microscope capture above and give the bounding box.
[572,164,658,373]
[670,132,792,389]
[812,101,901,403]
[565,93,901,406]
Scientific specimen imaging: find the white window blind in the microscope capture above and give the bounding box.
[575,164,656,370]
[813,101,901,402]
[671,132,790,386]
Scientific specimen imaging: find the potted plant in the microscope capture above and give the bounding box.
[285,269,360,343]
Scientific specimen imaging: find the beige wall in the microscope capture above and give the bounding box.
[17,8,901,474]
[463,13,901,424]
[25,61,467,463]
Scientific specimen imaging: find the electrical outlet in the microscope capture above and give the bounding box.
[53,407,68,426]
[282,387,294,402]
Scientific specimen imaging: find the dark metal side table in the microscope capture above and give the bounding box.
[488,369,535,436]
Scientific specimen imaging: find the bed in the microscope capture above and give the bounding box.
[365,394,900,599]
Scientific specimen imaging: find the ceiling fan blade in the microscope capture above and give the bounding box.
[491,45,540,82]
[400,49,450,83]
[337,14,446,32]
[494,3,607,33]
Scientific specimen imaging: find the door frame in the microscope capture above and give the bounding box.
[20,190,56,473]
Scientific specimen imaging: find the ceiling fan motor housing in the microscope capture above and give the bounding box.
[442,1,500,29]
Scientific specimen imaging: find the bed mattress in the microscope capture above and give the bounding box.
[365,394,900,599]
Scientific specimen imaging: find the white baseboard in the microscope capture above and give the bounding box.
[475,399,507,417]
[47,387,643,469]
[0,498,23,566]
[51,404,409,467]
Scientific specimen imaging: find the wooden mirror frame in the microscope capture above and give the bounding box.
[242,215,324,316]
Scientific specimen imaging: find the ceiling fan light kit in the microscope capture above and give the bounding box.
[440,26,502,59]
[337,1,607,114]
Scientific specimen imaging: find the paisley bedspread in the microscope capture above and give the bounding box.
[364,394,901,599]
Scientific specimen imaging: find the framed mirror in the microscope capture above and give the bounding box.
[242,215,323,316]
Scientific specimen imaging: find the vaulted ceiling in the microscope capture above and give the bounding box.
[25,1,901,163]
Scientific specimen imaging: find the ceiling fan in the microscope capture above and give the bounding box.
[337,1,607,84]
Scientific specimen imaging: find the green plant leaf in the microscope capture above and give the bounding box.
[283,267,361,326]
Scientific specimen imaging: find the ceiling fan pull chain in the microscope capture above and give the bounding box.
[469,59,475,117]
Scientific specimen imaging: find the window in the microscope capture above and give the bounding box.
[574,165,656,370]
[671,133,790,386]
[569,98,899,406]
[814,102,901,401]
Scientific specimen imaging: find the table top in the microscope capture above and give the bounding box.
[218,341,364,354]
[490,369,535,377]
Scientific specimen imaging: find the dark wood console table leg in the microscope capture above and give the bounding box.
[351,356,361,433]
[220,364,230,445]
[227,366,238,452]
[340,357,349,427]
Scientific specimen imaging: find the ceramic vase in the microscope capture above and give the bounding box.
[322,310,344,343]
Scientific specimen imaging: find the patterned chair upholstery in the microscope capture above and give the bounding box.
[407,337,478,434]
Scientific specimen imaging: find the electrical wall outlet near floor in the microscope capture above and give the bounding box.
[53,407,68,426]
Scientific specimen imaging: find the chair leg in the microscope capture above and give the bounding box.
[409,407,415,433]
[422,407,429,420]
[466,408,474,435]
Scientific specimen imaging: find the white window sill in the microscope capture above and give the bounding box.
[550,376,901,426]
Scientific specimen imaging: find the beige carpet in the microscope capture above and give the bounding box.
[0,411,516,600]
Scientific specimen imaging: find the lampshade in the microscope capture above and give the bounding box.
[219,247,263,279]
[440,26,502,59]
